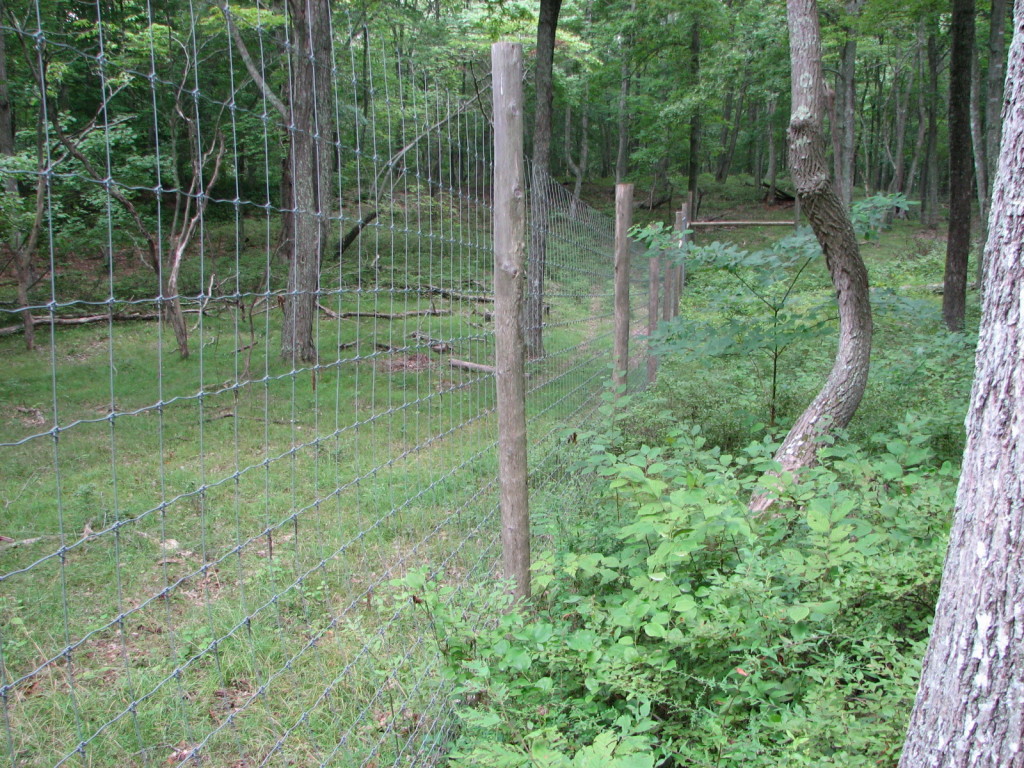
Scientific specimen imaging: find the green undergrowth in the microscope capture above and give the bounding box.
[394,411,957,767]
[385,199,975,766]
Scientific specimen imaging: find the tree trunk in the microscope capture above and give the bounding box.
[0,7,34,351]
[985,0,1008,188]
[899,9,1024,763]
[888,65,912,197]
[970,43,989,227]
[978,0,1009,280]
[766,96,779,201]
[715,85,745,182]
[615,9,632,184]
[753,0,873,510]
[525,0,563,360]
[923,30,941,229]
[280,0,335,363]
[835,1,864,207]
[161,246,190,360]
[943,0,975,333]
[687,20,701,216]
[907,24,930,202]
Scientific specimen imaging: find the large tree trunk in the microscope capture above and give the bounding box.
[753,0,873,511]
[943,0,975,333]
[280,0,335,363]
[898,8,1024,763]
[525,0,563,360]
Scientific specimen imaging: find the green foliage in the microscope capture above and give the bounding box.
[633,226,832,426]
[399,415,955,766]
[850,194,918,240]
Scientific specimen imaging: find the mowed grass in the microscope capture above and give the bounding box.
[0,199,628,767]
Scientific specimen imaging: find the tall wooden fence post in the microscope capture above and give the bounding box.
[491,42,530,600]
[613,183,634,395]
[647,246,660,384]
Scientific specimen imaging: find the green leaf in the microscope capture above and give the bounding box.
[788,604,811,622]
[807,509,830,533]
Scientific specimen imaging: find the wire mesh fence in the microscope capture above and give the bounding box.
[0,8,650,766]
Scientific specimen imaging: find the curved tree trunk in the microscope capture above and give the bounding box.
[899,8,1024,763]
[753,0,872,511]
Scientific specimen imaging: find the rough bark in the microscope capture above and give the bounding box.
[898,8,1024,763]
[280,0,335,363]
[753,0,872,511]
[492,43,530,600]
[943,0,975,333]
[525,0,563,360]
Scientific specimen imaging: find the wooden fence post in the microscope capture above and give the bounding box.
[613,183,633,395]
[662,259,676,322]
[647,248,660,384]
[674,204,689,318]
[491,42,530,600]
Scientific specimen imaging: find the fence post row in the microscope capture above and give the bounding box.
[491,42,531,600]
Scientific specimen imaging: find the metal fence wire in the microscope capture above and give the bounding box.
[0,8,650,767]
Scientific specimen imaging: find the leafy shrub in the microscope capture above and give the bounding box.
[393,416,955,766]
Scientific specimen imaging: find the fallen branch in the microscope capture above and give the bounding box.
[690,220,797,227]
[0,536,46,553]
[317,303,451,320]
[0,312,162,336]
[422,285,493,303]
[448,357,495,374]
[898,282,979,294]
[409,331,452,353]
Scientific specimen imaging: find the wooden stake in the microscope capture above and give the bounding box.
[492,42,530,601]
[674,204,689,319]
[613,183,634,395]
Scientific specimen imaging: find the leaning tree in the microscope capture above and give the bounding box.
[751,0,873,511]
